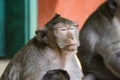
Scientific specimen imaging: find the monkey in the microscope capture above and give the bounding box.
[42,69,70,80]
[77,0,120,80]
[0,14,84,80]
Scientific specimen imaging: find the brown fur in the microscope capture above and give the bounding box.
[0,14,83,80]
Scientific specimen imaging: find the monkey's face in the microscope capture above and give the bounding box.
[54,22,80,51]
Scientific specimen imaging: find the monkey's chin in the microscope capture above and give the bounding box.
[63,45,78,52]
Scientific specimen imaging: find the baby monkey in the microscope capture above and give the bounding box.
[42,69,70,80]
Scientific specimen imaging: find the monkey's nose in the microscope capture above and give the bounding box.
[70,37,74,40]
[67,32,74,40]
[68,34,74,40]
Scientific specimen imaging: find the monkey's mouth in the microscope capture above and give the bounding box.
[67,44,77,47]
[65,44,78,51]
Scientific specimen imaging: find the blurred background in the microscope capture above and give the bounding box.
[0,0,105,76]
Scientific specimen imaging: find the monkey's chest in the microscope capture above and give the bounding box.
[46,52,83,80]
[49,56,83,80]
[64,57,83,80]
[49,58,65,69]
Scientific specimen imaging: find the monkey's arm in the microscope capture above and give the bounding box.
[103,53,120,77]
[0,63,21,80]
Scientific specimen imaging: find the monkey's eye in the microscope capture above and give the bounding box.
[60,28,67,31]
[70,26,75,30]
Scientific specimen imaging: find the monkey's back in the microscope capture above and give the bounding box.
[0,39,62,80]
[78,1,120,80]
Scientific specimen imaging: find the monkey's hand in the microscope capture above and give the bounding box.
[82,74,96,80]
[104,53,120,77]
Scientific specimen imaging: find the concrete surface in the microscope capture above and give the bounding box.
[0,59,10,77]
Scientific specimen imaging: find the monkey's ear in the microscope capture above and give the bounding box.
[35,29,46,42]
[108,0,117,10]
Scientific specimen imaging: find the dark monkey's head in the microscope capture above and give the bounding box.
[35,14,79,52]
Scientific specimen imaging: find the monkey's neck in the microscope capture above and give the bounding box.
[61,50,77,56]
[60,50,77,65]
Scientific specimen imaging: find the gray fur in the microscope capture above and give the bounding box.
[78,0,120,80]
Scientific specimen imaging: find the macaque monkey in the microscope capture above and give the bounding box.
[42,69,70,80]
[0,14,83,80]
[78,0,120,80]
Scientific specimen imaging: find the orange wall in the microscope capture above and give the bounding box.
[38,0,105,30]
